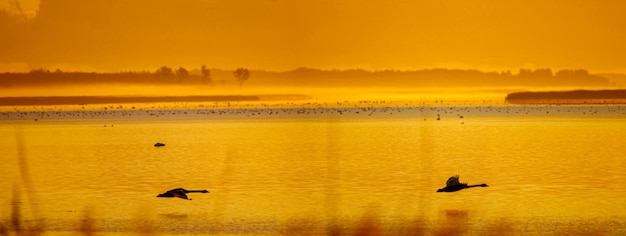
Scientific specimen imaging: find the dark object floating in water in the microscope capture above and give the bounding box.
[157,188,210,200]
[154,142,166,147]
[437,175,488,192]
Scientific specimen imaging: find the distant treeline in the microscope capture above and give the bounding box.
[0,66,214,87]
[505,89,626,104]
[247,68,613,88]
[0,67,617,88]
[0,95,261,106]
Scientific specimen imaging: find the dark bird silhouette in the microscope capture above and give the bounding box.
[154,142,166,147]
[437,175,488,192]
[157,188,209,200]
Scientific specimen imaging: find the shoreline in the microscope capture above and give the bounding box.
[0,94,312,106]
[505,89,626,104]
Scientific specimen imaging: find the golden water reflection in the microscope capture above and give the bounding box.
[1,105,625,235]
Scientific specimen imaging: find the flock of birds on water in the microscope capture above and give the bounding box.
[0,100,621,196]
[2,100,615,199]
[1,100,506,198]
[0,100,620,196]
[1,100,625,121]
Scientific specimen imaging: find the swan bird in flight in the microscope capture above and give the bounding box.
[437,175,488,192]
[157,188,209,200]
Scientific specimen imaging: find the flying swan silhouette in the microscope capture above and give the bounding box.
[437,175,488,192]
[157,188,209,200]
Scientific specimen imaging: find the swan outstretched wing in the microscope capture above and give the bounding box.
[446,175,461,187]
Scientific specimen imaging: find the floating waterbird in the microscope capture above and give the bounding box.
[437,175,488,192]
[154,142,166,147]
[157,188,209,200]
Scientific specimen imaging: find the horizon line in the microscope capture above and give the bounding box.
[2,66,622,75]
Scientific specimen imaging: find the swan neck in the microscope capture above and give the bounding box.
[467,184,486,188]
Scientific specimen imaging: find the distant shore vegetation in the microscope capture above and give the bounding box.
[0,67,623,89]
[505,89,626,104]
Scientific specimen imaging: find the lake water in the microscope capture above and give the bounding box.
[1,103,626,235]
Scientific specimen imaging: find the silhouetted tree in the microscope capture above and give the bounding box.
[176,67,189,82]
[156,66,174,78]
[29,68,50,74]
[201,65,212,84]
[517,69,533,77]
[233,68,250,88]
[534,68,553,78]
[555,69,590,78]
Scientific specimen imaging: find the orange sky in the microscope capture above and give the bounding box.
[1,0,625,73]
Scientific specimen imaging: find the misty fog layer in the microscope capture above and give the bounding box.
[1,1,626,72]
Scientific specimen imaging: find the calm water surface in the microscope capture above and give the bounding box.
[1,105,626,235]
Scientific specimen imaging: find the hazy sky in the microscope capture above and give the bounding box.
[1,0,625,73]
